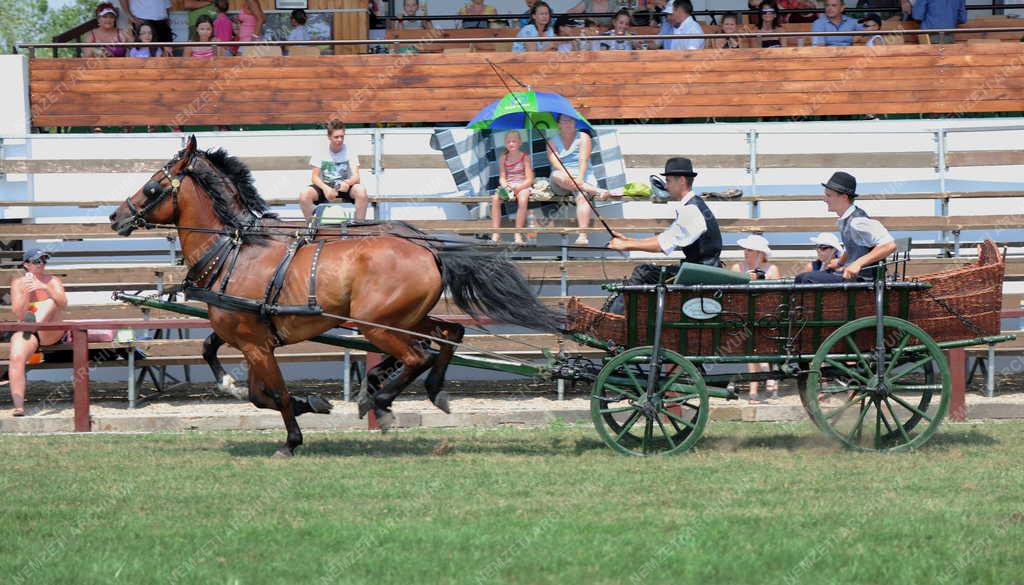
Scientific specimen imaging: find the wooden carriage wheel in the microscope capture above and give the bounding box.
[591,347,709,456]
[804,317,950,452]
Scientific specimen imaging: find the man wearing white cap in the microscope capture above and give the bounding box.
[795,171,895,283]
[730,235,780,280]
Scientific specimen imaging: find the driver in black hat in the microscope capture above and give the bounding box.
[795,171,895,283]
[603,157,722,312]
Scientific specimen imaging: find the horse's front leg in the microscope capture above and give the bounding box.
[242,344,303,457]
[203,332,249,400]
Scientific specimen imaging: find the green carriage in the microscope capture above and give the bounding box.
[566,239,1013,456]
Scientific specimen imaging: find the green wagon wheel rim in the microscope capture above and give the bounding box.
[805,316,950,452]
[591,346,709,456]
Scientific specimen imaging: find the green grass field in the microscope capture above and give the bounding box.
[3,421,1023,585]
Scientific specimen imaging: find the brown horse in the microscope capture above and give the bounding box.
[110,136,561,457]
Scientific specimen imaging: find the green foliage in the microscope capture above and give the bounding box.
[1,0,97,56]
[1,421,1023,584]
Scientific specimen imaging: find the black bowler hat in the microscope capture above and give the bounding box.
[822,171,857,197]
[662,157,698,178]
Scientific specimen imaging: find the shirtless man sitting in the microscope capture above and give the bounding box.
[5,250,67,416]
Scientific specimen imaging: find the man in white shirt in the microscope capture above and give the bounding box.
[666,0,705,50]
[795,171,896,283]
[603,157,721,313]
[119,0,172,42]
[299,120,369,221]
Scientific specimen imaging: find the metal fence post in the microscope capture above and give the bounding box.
[935,129,950,249]
[746,129,758,198]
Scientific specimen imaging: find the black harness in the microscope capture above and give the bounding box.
[128,159,331,347]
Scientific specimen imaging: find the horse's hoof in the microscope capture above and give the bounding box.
[431,391,451,414]
[375,409,396,432]
[272,446,293,459]
[218,375,249,401]
[356,388,374,419]
[307,395,333,414]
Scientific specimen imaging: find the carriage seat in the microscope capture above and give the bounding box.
[672,263,751,285]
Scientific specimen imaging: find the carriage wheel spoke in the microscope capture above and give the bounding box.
[888,393,935,423]
[662,409,696,429]
[846,400,871,444]
[824,392,866,421]
[843,336,874,378]
[878,403,895,434]
[615,411,643,442]
[884,397,912,444]
[666,411,686,435]
[882,334,914,379]
[599,405,636,415]
[889,355,935,383]
[874,403,884,449]
[663,392,700,404]
[824,358,870,385]
[604,383,641,402]
[642,418,654,454]
[655,415,677,450]
[624,365,648,396]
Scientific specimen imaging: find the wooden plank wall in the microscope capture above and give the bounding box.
[28,43,1024,127]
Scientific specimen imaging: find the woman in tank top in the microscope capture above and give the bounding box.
[237,0,266,42]
[85,2,131,57]
[548,115,614,245]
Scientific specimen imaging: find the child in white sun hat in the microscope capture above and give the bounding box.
[805,232,844,274]
[729,234,780,401]
[730,234,780,281]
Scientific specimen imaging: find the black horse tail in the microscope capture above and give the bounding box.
[436,247,564,332]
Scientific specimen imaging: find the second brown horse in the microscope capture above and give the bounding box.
[110,137,561,457]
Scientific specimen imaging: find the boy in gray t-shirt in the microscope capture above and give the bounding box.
[299,120,368,221]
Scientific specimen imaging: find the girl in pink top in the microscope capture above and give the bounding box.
[184,15,221,58]
[491,131,535,244]
[237,0,266,42]
[212,0,234,51]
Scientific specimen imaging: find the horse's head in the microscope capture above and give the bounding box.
[109,135,198,236]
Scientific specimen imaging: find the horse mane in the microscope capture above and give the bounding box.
[187,148,278,242]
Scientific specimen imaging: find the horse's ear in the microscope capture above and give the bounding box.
[184,135,198,157]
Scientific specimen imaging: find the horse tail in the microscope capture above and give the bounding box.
[436,247,564,332]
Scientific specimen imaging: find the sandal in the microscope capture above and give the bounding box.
[575,234,590,246]
[13,409,25,417]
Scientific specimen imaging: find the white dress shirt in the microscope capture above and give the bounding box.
[656,191,708,254]
[669,16,705,50]
[839,205,894,248]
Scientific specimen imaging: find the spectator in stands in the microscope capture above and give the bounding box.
[812,0,863,46]
[758,0,786,47]
[237,0,265,42]
[513,1,555,52]
[6,250,68,417]
[118,0,172,43]
[85,3,131,57]
[394,0,433,30]
[858,12,886,45]
[713,12,745,49]
[212,0,234,54]
[554,15,590,51]
[459,0,498,29]
[666,0,705,50]
[746,0,763,27]
[599,8,646,50]
[129,22,169,57]
[184,0,216,45]
[911,0,966,42]
[300,120,369,221]
[857,0,906,20]
[548,114,612,245]
[288,9,311,42]
[777,0,819,24]
[731,235,781,401]
[803,232,844,274]
[491,131,535,244]
[184,15,221,58]
[519,0,537,26]
[795,172,895,283]
[568,0,617,27]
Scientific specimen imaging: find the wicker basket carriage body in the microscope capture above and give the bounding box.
[567,240,1005,357]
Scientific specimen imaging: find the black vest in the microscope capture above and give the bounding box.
[839,206,878,280]
[681,195,723,267]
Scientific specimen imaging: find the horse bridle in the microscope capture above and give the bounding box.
[124,160,187,229]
